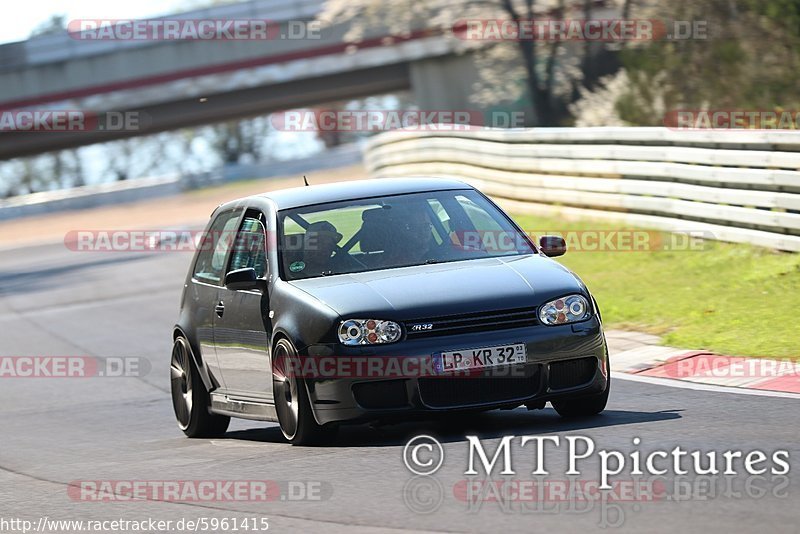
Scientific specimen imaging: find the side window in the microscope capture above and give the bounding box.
[193,209,242,284]
[284,205,371,252]
[451,194,533,256]
[426,198,451,244]
[427,199,450,230]
[456,195,506,232]
[229,215,268,278]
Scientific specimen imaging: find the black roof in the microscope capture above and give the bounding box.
[258,177,472,210]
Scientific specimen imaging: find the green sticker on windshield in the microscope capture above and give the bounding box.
[289,261,306,273]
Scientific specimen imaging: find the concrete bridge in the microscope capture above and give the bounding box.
[0,0,484,160]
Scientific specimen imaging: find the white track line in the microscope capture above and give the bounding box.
[613,371,800,400]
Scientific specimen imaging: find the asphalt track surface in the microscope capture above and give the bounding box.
[1,242,798,533]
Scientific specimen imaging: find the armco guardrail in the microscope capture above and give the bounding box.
[0,143,363,221]
[364,127,800,251]
[0,174,183,221]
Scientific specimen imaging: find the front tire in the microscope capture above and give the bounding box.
[170,337,230,438]
[551,375,610,418]
[272,338,337,445]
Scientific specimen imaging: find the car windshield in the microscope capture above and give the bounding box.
[278,189,536,280]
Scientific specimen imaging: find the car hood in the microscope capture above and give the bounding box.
[288,255,587,320]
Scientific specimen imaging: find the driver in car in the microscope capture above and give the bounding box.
[287,221,343,277]
[387,204,448,266]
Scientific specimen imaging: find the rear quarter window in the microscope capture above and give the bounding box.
[193,209,241,284]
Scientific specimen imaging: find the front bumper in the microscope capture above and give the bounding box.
[300,316,608,426]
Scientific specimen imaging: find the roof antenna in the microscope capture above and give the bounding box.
[303,175,309,187]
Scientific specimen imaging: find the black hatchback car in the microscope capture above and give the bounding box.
[171,178,610,444]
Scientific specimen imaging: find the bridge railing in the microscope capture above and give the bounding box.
[0,0,325,70]
[364,127,800,251]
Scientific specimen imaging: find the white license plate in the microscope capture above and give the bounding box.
[437,344,526,373]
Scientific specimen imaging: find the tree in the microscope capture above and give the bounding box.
[319,0,629,126]
[602,0,800,126]
[30,15,67,37]
[208,117,272,165]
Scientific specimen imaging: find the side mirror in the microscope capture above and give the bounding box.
[539,235,567,257]
[224,268,264,291]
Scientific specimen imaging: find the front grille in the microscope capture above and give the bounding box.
[352,379,409,409]
[405,307,538,339]
[418,368,540,408]
[548,357,597,390]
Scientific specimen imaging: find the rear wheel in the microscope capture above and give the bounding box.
[551,375,610,417]
[272,338,337,445]
[170,337,230,438]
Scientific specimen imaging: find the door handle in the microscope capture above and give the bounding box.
[215,301,225,317]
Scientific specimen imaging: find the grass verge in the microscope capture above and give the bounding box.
[511,212,800,359]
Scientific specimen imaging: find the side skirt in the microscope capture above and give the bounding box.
[210,392,279,422]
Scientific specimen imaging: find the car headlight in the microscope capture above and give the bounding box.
[538,294,591,325]
[338,319,403,345]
